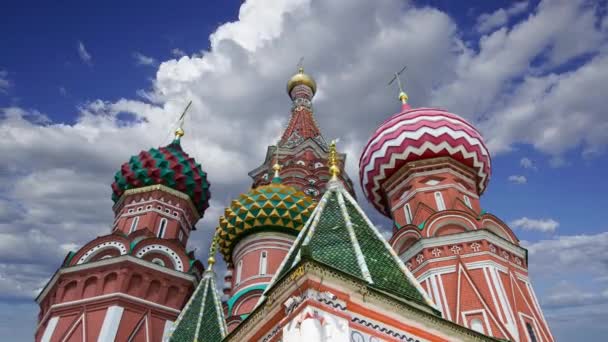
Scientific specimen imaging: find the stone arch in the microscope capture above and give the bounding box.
[127,274,143,296]
[102,272,118,294]
[62,280,78,302]
[165,286,181,307]
[82,276,98,298]
[145,280,161,302]
[135,244,184,271]
[481,218,517,244]
[391,229,422,255]
[76,241,127,265]
[426,214,477,238]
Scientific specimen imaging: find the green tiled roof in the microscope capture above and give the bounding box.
[168,269,227,342]
[266,181,435,308]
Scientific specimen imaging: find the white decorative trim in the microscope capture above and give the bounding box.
[161,320,173,341]
[135,244,183,271]
[41,316,59,342]
[461,309,492,336]
[337,191,372,283]
[400,230,526,263]
[51,292,180,314]
[387,167,477,200]
[425,215,478,238]
[98,305,124,342]
[77,241,128,265]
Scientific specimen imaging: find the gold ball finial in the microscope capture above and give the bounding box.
[287,67,317,95]
[399,91,408,104]
[328,140,341,180]
[175,127,185,139]
[208,256,216,266]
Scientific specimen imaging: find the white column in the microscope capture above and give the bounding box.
[41,316,59,342]
[97,305,124,342]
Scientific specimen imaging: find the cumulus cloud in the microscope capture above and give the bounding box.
[77,41,92,65]
[511,217,558,232]
[0,70,10,94]
[171,48,186,57]
[1,2,607,340]
[476,1,529,34]
[133,52,157,66]
[520,157,537,170]
[508,175,527,184]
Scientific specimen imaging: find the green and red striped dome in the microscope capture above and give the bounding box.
[111,140,211,216]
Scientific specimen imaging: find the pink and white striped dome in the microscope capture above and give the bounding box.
[359,106,492,216]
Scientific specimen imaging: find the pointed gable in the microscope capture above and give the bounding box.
[168,270,227,342]
[265,181,435,309]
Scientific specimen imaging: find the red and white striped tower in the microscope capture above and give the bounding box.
[35,110,211,342]
[359,86,554,341]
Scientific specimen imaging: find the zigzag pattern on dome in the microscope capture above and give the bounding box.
[111,140,210,216]
[216,183,316,263]
[360,108,491,216]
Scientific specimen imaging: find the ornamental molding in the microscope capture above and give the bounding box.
[135,244,184,271]
[400,230,526,263]
[36,255,197,304]
[226,261,493,342]
[385,158,477,199]
[76,241,128,265]
[351,316,421,342]
[113,184,200,221]
[283,289,346,315]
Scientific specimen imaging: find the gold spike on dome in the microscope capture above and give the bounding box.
[174,100,192,141]
[208,232,219,269]
[287,66,317,95]
[329,139,341,180]
[399,91,409,104]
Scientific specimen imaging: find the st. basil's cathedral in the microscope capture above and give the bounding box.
[34,67,554,342]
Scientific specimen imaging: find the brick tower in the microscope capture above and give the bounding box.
[219,67,355,331]
[35,120,211,342]
[359,88,554,341]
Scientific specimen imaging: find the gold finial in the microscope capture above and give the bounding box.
[388,65,408,104]
[174,100,193,141]
[287,57,317,95]
[328,139,341,180]
[272,143,282,179]
[207,232,219,269]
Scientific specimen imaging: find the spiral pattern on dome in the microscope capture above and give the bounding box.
[111,141,211,216]
[359,107,491,216]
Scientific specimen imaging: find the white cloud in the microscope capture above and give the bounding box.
[520,157,537,170]
[77,41,92,65]
[171,48,186,57]
[508,175,527,184]
[511,217,558,232]
[476,1,529,34]
[1,2,607,340]
[133,52,157,66]
[0,70,10,94]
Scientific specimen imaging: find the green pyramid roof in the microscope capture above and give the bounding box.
[167,269,227,342]
[264,180,435,308]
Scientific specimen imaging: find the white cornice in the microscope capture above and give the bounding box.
[400,230,527,263]
[387,167,477,199]
[36,255,197,304]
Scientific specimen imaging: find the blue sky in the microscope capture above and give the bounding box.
[1,0,607,341]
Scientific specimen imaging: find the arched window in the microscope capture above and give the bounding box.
[259,251,268,275]
[434,191,446,211]
[157,218,167,238]
[236,260,243,284]
[152,258,165,267]
[526,322,538,342]
[470,318,485,334]
[129,216,139,234]
[404,203,413,224]
[463,195,472,209]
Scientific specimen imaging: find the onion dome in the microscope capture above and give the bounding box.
[359,102,491,217]
[216,181,316,263]
[287,67,317,96]
[111,138,211,216]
